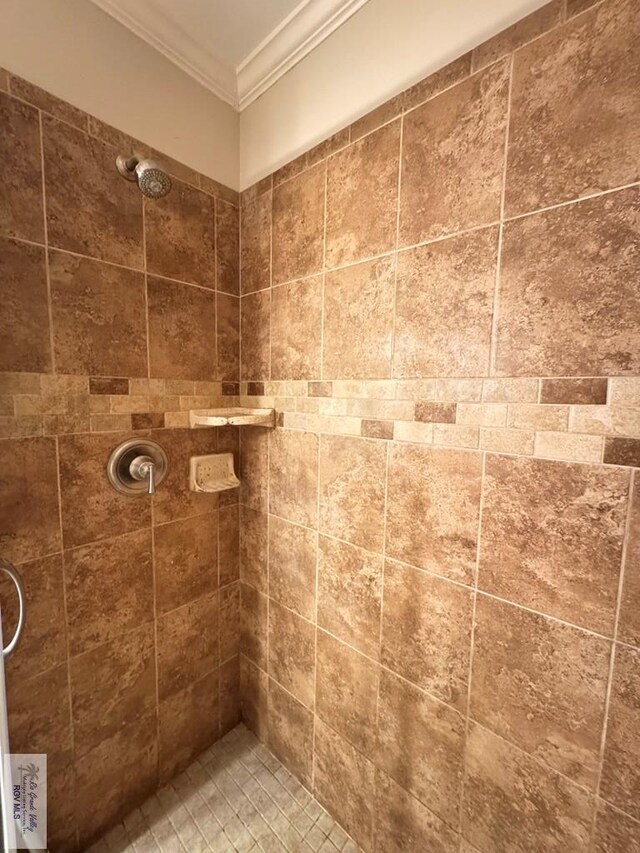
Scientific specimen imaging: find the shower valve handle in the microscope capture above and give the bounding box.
[130,455,157,494]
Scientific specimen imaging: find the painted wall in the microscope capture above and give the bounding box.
[0,0,240,189]
[239,0,551,187]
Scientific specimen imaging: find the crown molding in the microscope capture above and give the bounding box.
[89,0,238,107]
[90,0,369,111]
[236,0,370,110]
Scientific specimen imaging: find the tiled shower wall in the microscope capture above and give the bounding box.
[238,0,640,851]
[0,72,241,849]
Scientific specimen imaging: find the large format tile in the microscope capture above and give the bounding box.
[479,455,629,634]
[218,503,240,586]
[270,275,323,380]
[240,188,271,294]
[506,0,640,214]
[470,595,611,788]
[156,592,218,700]
[154,513,218,613]
[381,560,473,711]
[240,506,268,593]
[399,60,509,245]
[43,115,143,267]
[0,91,43,241]
[0,237,51,372]
[619,475,640,647]
[219,582,240,662]
[64,529,154,655]
[240,288,270,381]
[158,671,218,782]
[462,723,593,853]
[216,292,240,382]
[216,200,239,294]
[240,657,269,741]
[268,600,315,709]
[0,436,60,563]
[240,582,268,670]
[145,180,215,288]
[325,120,400,267]
[317,535,383,659]
[49,249,147,376]
[269,428,318,527]
[495,188,640,376]
[272,163,325,284]
[147,276,216,381]
[393,227,498,378]
[268,514,316,620]
[319,434,386,552]
[377,668,465,826]
[592,800,640,853]
[323,256,395,379]
[267,678,314,788]
[386,445,482,585]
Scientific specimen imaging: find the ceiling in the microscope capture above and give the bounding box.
[90,0,370,110]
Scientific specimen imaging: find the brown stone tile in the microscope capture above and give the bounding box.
[0,237,51,372]
[240,188,271,294]
[216,199,239,294]
[145,180,215,287]
[269,600,315,709]
[399,60,509,246]
[375,770,460,853]
[601,644,640,819]
[43,115,143,267]
[0,436,60,563]
[220,655,241,734]
[592,800,640,853]
[309,381,333,397]
[377,668,465,826]
[6,662,72,756]
[241,289,270,381]
[318,434,386,552]
[220,581,240,662]
[269,428,318,527]
[386,444,481,585]
[381,560,473,711]
[361,419,393,440]
[218,504,239,586]
[394,227,498,378]
[65,529,153,655]
[154,513,218,613]
[350,97,403,142]
[314,718,375,850]
[240,428,269,511]
[158,671,218,782]
[271,275,323,380]
[565,0,601,16]
[506,0,640,215]
[472,1,563,70]
[315,630,379,758]
[147,276,216,381]
[415,402,457,423]
[541,377,608,404]
[272,162,324,285]
[0,554,66,681]
[89,376,129,395]
[401,53,474,113]
[10,74,87,129]
[462,723,593,853]
[0,91,43,241]
[619,476,640,647]
[49,249,147,376]
[479,455,629,634]
[323,256,394,379]
[471,595,611,787]
[604,437,640,468]
[267,678,313,787]
[239,506,268,593]
[216,292,240,382]
[131,412,165,430]
[157,592,218,700]
[86,114,149,156]
[151,427,218,525]
[269,514,316,620]
[325,120,400,267]
[70,623,156,758]
[317,535,382,659]
[58,430,151,547]
[241,657,269,741]
[496,190,640,376]
[74,712,157,847]
[274,129,350,185]
[241,582,268,669]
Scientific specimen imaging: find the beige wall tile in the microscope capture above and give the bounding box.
[269,429,318,527]
[272,163,325,285]
[270,276,322,380]
[534,430,603,463]
[269,600,315,709]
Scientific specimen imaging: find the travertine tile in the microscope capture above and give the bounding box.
[268,515,316,620]
[534,430,603,463]
[318,434,386,552]
[268,601,315,709]
[269,429,318,527]
[323,256,395,379]
[239,506,268,594]
[241,289,271,381]
[154,514,218,613]
[216,200,239,295]
[240,189,271,294]
[272,163,325,285]
[156,593,218,700]
[541,377,608,405]
[604,437,640,468]
[0,91,44,242]
[618,475,640,647]
[271,276,323,380]
[158,672,218,782]
[386,444,482,585]
[317,535,383,659]
[216,293,240,382]
[325,120,400,267]
[471,595,611,787]
[592,800,640,853]
[381,560,473,711]
[241,583,268,670]
[472,0,563,70]
[399,60,509,245]
[10,74,88,129]
[219,583,240,662]
[267,679,314,788]
[496,190,640,376]
[394,227,498,378]
[506,0,640,214]
[478,455,629,633]
[241,659,269,741]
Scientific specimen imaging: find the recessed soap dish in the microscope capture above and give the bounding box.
[189,453,240,493]
[189,408,275,428]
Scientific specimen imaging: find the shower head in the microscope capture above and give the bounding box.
[116,154,172,198]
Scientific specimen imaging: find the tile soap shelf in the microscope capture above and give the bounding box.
[189,407,275,428]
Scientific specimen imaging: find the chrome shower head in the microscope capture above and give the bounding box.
[116,155,172,198]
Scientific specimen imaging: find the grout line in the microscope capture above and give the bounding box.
[38,110,56,376]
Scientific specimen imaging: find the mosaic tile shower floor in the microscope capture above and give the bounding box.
[88,725,360,853]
